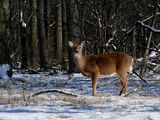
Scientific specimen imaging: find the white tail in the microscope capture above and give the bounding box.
[68,41,134,96]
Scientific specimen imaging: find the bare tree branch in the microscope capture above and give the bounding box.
[118,12,160,48]
[136,21,160,33]
[32,89,78,97]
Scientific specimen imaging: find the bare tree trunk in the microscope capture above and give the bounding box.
[19,0,27,67]
[132,29,137,57]
[98,0,111,54]
[62,0,68,70]
[80,3,86,40]
[56,0,63,64]
[29,0,39,68]
[37,0,48,68]
[0,0,10,64]
[45,0,54,64]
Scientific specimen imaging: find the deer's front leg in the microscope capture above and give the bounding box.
[91,72,99,96]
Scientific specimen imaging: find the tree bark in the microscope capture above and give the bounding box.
[29,0,39,68]
[45,0,54,64]
[132,29,137,57]
[0,0,11,64]
[37,0,48,68]
[19,0,27,67]
[62,0,68,70]
[56,0,63,64]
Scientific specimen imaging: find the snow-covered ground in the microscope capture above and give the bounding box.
[0,71,160,120]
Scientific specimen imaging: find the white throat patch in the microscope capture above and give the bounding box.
[74,53,81,59]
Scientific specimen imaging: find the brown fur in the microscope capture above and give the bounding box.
[69,41,133,96]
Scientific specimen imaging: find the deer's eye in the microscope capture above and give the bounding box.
[75,50,79,53]
[78,46,81,50]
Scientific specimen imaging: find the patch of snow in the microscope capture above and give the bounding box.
[149,51,157,58]
[136,58,143,62]
[0,64,11,80]
[0,72,160,120]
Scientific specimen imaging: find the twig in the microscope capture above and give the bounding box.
[118,12,160,48]
[21,64,40,74]
[147,66,159,74]
[123,91,141,97]
[11,78,27,83]
[132,71,147,83]
[153,0,160,10]
[32,89,78,97]
[130,41,158,52]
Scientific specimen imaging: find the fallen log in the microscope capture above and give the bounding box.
[32,89,78,97]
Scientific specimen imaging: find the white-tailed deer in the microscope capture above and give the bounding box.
[68,41,134,96]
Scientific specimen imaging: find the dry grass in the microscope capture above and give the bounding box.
[57,114,71,119]
[0,91,115,106]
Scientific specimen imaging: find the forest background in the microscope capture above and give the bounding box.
[0,0,160,76]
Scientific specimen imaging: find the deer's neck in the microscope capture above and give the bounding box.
[74,53,85,72]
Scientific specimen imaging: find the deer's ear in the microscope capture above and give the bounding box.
[81,41,85,46]
[68,41,73,48]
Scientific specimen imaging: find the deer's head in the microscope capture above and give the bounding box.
[68,41,85,55]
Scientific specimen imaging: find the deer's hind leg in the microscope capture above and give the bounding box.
[116,72,128,96]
